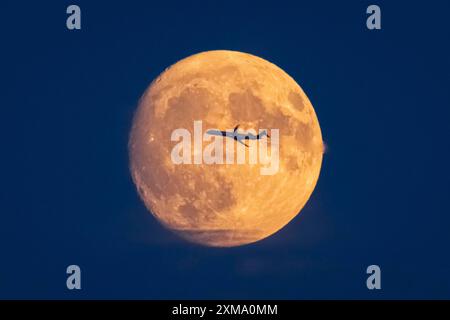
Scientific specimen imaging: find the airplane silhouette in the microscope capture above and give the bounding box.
[206,125,270,147]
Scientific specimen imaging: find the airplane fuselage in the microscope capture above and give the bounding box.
[206,128,269,147]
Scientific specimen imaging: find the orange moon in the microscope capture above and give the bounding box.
[129,50,323,247]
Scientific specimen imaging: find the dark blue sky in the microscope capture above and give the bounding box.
[1,0,449,299]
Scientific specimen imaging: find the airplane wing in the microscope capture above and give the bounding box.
[237,139,249,147]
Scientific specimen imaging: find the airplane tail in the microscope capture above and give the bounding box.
[259,130,270,139]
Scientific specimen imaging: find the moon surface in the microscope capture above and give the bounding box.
[129,50,323,247]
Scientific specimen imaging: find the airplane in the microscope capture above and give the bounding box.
[206,125,270,147]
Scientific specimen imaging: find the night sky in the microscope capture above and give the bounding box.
[1,0,450,299]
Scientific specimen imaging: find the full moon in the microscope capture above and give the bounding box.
[129,50,323,247]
